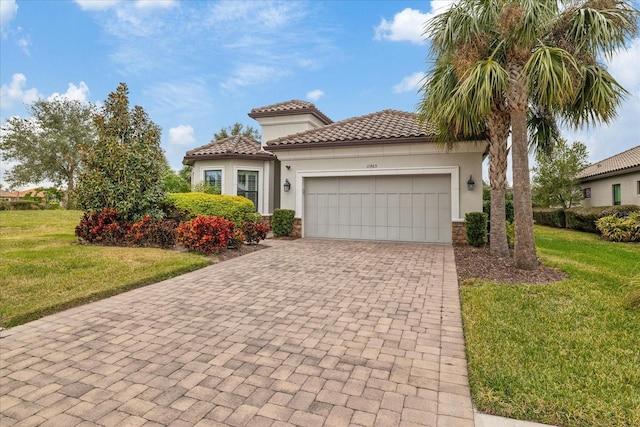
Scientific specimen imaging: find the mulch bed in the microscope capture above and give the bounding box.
[212,244,268,262]
[453,244,566,285]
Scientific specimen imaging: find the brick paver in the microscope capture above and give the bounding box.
[0,239,474,426]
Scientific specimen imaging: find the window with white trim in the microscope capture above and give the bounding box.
[237,170,259,212]
[204,170,222,193]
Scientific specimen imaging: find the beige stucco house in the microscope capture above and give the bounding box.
[578,145,640,207]
[184,100,488,244]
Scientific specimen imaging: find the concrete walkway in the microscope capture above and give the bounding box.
[1,239,473,426]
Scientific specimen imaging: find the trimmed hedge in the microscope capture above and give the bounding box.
[272,209,295,237]
[533,208,566,228]
[565,205,640,233]
[163,192,255,225]
[465,212,488,247]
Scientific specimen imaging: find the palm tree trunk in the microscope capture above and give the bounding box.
[487,107,510,257]
[508,63,538,270]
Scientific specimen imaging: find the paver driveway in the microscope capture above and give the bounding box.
[0,239,474,427]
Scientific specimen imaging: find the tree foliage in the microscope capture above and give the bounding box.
[213,122,260,141]
[76,83,166,221]
[0,98,96,208]
[419,0,638,270]
[532,140,589,209]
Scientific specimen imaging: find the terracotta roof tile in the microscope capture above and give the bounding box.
[183,135,274,163]
[266,109,438,147]
[578,145,640,179]
[248,99,333,124]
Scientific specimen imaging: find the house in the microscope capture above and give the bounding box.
[183,100,488,244]
[0,188,46,201]
[578,145,640,207]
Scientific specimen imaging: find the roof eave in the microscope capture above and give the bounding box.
[183,153,275,165]
[266,136,439,150]
[248,108,333,125]
[579,165,640,182]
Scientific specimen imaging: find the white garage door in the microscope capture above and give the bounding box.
[304,175,451,243]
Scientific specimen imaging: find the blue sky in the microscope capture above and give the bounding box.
[1,0,639,188]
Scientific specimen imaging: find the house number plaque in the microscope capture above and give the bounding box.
[366,164,378,168]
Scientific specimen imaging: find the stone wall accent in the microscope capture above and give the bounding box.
[452,221,466,245]
[292,218,302,238]
[260,215,272,228]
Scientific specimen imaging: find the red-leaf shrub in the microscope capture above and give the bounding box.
[175,216,234,254]
[75,208,130,245]
[241,221,269,245]
[228,229,246,249]
[127,216,177,249]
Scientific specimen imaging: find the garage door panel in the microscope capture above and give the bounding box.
[305,175,451,243]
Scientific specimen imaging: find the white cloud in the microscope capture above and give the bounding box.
[222,64,288,91]
[74,0,120,11]
[0,0,18,34]
[16,36,29,55]
[135,0,177,10]
[393,72,426,93]
[47,82,90,103]
[375,2,456,44]
[307,89,324,102]
[0,73,41,109]
[168,125,196,146]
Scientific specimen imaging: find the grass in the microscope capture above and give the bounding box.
[0,210,211,328]
[461,225,640,427]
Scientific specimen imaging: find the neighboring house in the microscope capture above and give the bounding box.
[184,100,488,244]
[0,189,45,201]
[578,145,640,207]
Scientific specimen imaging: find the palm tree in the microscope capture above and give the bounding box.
[420,0,638,270]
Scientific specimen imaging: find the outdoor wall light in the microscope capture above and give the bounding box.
[467,175,475,191]
[284,179,291,192]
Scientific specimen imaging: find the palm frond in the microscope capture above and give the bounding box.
[528,105,561,157]
[563,64,629,128]
[525,45,580,108]
[564,1,639,59]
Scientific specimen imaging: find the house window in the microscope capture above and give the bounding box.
[237,170,259,212]
[583,188,591,199]
[204,170,222,193]
[637,181,640,195]
[612,184,621,206]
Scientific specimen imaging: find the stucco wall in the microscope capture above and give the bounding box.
[191,158,275,214]
[273,141,486,221]
[581,170,640,207]
[254,114,327,146]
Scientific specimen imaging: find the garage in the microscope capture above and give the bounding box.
[304,175,451,243]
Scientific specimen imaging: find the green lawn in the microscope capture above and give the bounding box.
[0,210,210,328]
[462,226,640,427]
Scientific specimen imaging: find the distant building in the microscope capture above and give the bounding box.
[578,145,640,207]
[0,188,46,202]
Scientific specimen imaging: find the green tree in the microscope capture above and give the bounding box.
[213,122,260,141]
[76,83,166,221]
[161,167,191,193]
[532,140,588,208]
[420,0,637,270]
[0,98,96,208]
[178,165,192,184]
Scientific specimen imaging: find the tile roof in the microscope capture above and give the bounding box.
[265,109,438,148]
[578,145,640,179]
[248,99,333,125]
[183,135,274,164]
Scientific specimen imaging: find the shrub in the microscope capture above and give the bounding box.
[175,216,235,254]
[241,221,270,244]
[465,212,488,247]
[192,182,221,195]
[228,229,246,250]
[505,221,514,248]
[8,200,43,210]
[272,209,295,237]
[127,216,177,249]
[75,208,131,245]
[596,212,640,243]
[566,205,640,233]
[163,192,255,225]
[533,208,566,228]
[625,274,640,311]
